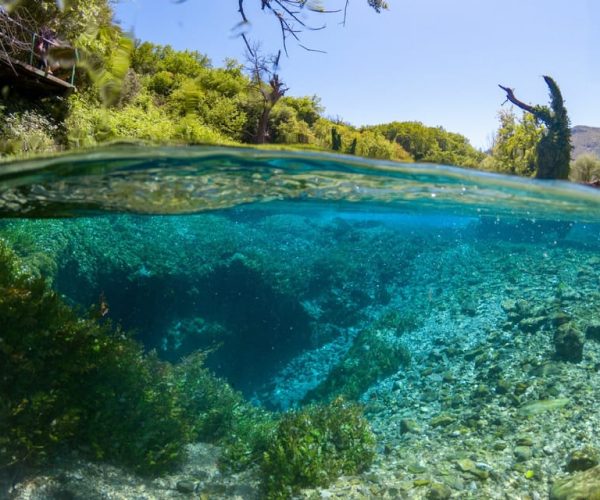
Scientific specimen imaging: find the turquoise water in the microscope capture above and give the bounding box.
[1,146,600,498]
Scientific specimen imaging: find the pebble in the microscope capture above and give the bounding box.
[514,446,533,462]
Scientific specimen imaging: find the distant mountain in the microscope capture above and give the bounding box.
[571,125,600,159]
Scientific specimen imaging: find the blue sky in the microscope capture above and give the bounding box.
[114,0,600,149]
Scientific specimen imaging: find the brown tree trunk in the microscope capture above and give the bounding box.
[255,105,272,144]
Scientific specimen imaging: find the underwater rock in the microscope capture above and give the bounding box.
[566,447,600,473]
[554,325,584,362]
[407,463,428,474]
[176,480,197,493]
[455,459,489,480]
[531,362,563,378]
[518,398,570,416]
[550,465,600,500]
[586,323,600,342]
[516,436,534,447]
[456,458,476,473]
[461,299,478,316]
[400,418,421,434]
[514,446,533,462]
[550,311,571,327]
[501,299,517,313]
[426,482,452,499]
[430,414,456,428]
[463,346,485,361]
[519,316,547,333]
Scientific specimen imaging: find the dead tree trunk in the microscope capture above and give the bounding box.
[246,47,288,144]
[255,73,287,144]
[499,76,571,180]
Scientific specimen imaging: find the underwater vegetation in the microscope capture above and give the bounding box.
[304,310,414,402]
[0,237,376,496]
[261,398,375,499]
[1,175,600,498]
[0,240,188,473]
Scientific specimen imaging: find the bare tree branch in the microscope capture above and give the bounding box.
[237,1,386,55]
[498,84,538,116]
[245,45,288,143]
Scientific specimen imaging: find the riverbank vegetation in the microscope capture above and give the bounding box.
[0,0,596,182]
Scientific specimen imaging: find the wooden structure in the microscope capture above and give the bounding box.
[0,8,76,97]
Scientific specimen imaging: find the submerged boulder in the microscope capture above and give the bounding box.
[554,324,584,362]
[550,464,600,500]
[586,323,600,342]
[566,447,600,473]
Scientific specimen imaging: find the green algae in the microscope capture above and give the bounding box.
[303,311,414,402]
[551,465,600,500]
[260,398,375,499]
[0,240,189,473]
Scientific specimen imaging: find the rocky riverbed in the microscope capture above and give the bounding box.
[2,215,600,499]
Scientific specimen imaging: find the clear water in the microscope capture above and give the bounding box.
[1,146,600,498]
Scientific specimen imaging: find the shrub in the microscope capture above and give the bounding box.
[66,92,178,146]
[261,398,375,498]
[570,154,600,183]
[0,110,59,156]
[173,114,228,144]
[148,70,176,96]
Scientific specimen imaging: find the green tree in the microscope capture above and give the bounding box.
[570,154,600,183]
[132,42,210,79]
[368,121,483,167]
[268,102,314,144]
[347,137,358,155]
[281,95,323,127]
[499,76,571,179]
[331,126,342,151]
[482,109,544,176]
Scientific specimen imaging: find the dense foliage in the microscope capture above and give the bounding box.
[499,76,572,179]
[0,240,189,473]
[261,398,375,499]
[0,3,486,167]
[569,153,600,183]
[481,109,544,176]
[367,121,486,167]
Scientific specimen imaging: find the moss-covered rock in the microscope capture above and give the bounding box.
[554,324,584,362]
[303,313,412,402]
[566,447,600,473]
[518,398,570,417]
[551,465,600,500]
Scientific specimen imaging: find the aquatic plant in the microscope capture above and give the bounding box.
[172,351,275,471]
[0,240,190,473]
[219,404,278,473]
[260,398,375,499]
[304,311,413,402]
